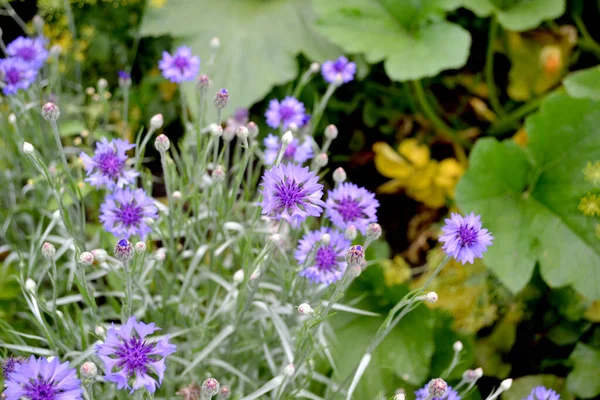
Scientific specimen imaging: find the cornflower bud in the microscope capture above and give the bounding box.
[202,378,220,398]
[154,134,170,152]
[114,239,134,262]
[155,248,166,261]
[348,263,362,278]
[135,242,147,254]
[428,378,447,399]
[453,341,463,352]
[233,269,244,284]
[8,113,16,124]
[315,153,328,167]
[333,167,347,183]
[78,252,94,267]
[222,127,235,142]
[366,223,382,241]
[41,102,60,122]
[247,122,259,139]
[393,393,406,400]
[500,379,512,391]
[95,326,106,337]
[214,89,229,110]
[80,361,97,379]
[298,303,314,315]
[220,386,231,398]
[236,125,249,141]
[270,233,281,243]
[283,364,295,377]
[85,87,95,96]
[212,165,225,182]
[281,131,293,145]
[42,242,56,259]
[320,233,331,245]
[344,225,357,241]
[97,78,108,90]
[197,74,211,91]
[25,278,37,294]
[324,124,338,140]
[22,142,34,155]
[212,125,223,138]
[91,249,107,262]
[150,113,164,130]
[345,245,365,266]
[210,36,221,49]
[425,292,438,303]
[309,62,320,73]
[118,71,132,88]
[474,367,483,379]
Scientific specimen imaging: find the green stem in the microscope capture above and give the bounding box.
[487,93,548,136]
[123,260,133,321]
[573,13,600,58]
[485,16,505,117]
[122,88,130,137]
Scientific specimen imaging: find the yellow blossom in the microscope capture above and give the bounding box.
[512,127,529,147]
[583,161,600,186]
[578,193,600,217]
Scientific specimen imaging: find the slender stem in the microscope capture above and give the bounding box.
[50,259,59,322]
[179,84,189,126]
[487,92,548,136]
[485,16,505,117]
[122,88,130,137]
[50,120,70,176]
[135,127,156,172]
[122,260,133,321]
[307,83,338,137]
[573,13,600,57]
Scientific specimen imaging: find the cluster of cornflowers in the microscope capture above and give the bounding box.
[0,34,49,95]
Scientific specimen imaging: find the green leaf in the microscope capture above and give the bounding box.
[564,66,600,101]
[140,0,340,115]
[566,343,600,398]
[461,0,565,31]
[456,93,600,299]
[502,374,573,400]
[313,0,471,81]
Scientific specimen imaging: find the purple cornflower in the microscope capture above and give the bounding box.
[0,57,37,95]
[95,316,176,394]
[226,107,249,131]
[6,36,48,69]
[159,46,200,83]
[524,386,560,400]
[2,356,24,378]
[100,187,158,240]
[263,133,313,165]
[259,163,325,227]
[439,212,494,265]
[265,97,306,130]
[3,355,83,400]
[296,227,350,285]
[415,384,460,400]
[322,56,356,84]
[325,183,379,234]
[80,138,139,189]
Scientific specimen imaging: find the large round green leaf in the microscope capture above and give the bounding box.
[456,93,600,299]
[566,342,600,398]
[564,66,600,101]
[461,0,565,31]
[312,0,471,81]
[140,0,340,114]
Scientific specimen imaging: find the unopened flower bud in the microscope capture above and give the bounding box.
[154,248,167,261]
[233,269,244,284]
[22,142,35,154]
[202,378,220,398]
[270,233,282,243]
[393,393,406,400]
[453,341,463,352]
[236,125,249,141]
[212,125,223,138]
[150,113,163,130]
[220,386,231,398]
[283,363,295,377]
[214,88,229,110]
[80,361,97,379]
[344,225,357,241]
[474,367,483,378]
[309,62,320,73]
[42,242,56,259]
[172,190,182,200]
[333,167,347,183]
[154,134,170,152]
[298,303,314,315]
[366,223,382,241]
[33,15,44,33]
[425,292,438,303]
[247,122,259,139]
[324,124,338,140]
[428,378,447,399]
[95,326,106,336]
[8,113,16,124]
[78,252,94,267]
[118,71,132,88]
[345,245,365,266]
[222,127,235,142]
[281,131,293,145]
[321,233,330,245]
[25,278,37,293]
[91,249,107,262]
[348,263,362,278]
[197,74,211,91]
[212,165,225,182]
[97,78,108,90]
[114,239,134,262]
[135,242,146,254]
[315,153,328,167]
[500,378,512,391]
[210,36,221,49]
[42,102,60,122]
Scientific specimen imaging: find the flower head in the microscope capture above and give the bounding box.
[263,133,313,165]
[0,57,37,95]
[3,355,83,400]
[578,193,600,217]
[118,70,132,88]
[322,56,356,84]
[100,187,158,240]
[95,316,176,394]
[6,36,48,69]
[159,46,200,83]
[214,88,229,110]
[265,97,306,130]
[296,227,350,285]
[525,386,560,400]
[415,382,460,400]
[325,183,379,234]
[259,163,325,227]
[583,161,600,186]
[80,138,139,189]
[2,356,24,378]
[439,213,493,264]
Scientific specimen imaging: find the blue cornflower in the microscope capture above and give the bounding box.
[439,212,493,264]
[265,97,306,130]
[100,187,158,240]
[263,133,313,165]
[259,163,325,227]
[415,384,460,400]
[524,386,560,400]
[296,227,350,285]
[3,355,83,400]
[159,46,200,83]
[322,56,356,84]
[95,316,176,394]
[6,36,48,69]
[0,57,37,95]
[325,183,379,234]
[80,138,139,189]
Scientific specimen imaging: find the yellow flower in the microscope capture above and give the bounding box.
[578,193,600,217]
[512,127,529,147]
[398,138,430,168]
[583,161,600,186]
